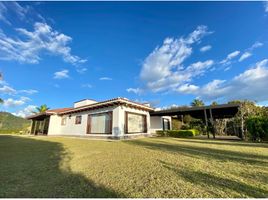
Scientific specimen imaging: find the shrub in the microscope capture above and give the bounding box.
[155,129,199,138]
[246,116,268,142]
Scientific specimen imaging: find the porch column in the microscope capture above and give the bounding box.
[204,109,209,138]
[209,109,215,139]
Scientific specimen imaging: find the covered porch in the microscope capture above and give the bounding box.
[150,103,241,138]
[28,114,51,135]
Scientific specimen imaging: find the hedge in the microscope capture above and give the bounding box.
[246,116,268,142]
[156,129,199,138]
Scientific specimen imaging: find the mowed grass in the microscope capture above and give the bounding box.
[0,135,268,198]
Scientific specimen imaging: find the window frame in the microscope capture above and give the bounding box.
[125,111,147,134]
[61,116,67,126]
[75,115,82,125]
[86,111,113,134]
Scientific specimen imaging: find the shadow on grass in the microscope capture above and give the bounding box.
[126,139,268,166]
[159,160,268,197]
[0,135,124,198]
[174,137,268,148]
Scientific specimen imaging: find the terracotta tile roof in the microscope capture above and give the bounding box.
[59,97,154,115]
[47,108,73,113]
[26,98,154,119]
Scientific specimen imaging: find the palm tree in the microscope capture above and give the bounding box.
[33,104,50,114]
[191,99,205,107]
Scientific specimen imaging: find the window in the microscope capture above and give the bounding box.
[61,117,66,125]
[75,116,82,124]
[163,118,170,130]
[125,112,147,134]
[87,112,112,134]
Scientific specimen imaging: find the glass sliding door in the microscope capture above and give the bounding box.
[125,112,147,134]
[87,112,112,134]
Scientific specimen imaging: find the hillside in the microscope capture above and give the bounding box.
[0,112,31,133]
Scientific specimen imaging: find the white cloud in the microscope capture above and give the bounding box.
[53,69,69,79]
[176,84,199,94]
[0,85,16,94]
[126,88,143,95]
[12,105,37,118]
[99,77,112,81]
[81,83,92,88]
[239,52,252,62]
[0,22,86,65]
[238,41,263,62]
[0,2,10,25]
[177,59,268,102]
[200,45,212,52]
[19,89,38,95]
[2,96,30,107]
[250,41,263,49]
[264,1,268,13]
[220,50,240,65]
[76,67,87,74]
[140,25,213,92]
[0,79,37,95]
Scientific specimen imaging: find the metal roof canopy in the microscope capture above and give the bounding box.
[150,103,240,120]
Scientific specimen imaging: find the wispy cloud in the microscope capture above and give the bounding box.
[239,52,252,62]
[0,85,16,95]
[177,59,268,102]
[126,88,143,95]
[220,50,240,65]
[139,25,213,92]
[0,22,86,65]
[99,77,112,81]
[81,83,92,88]
[2,96,30,107]
[0,81,37,95]
[239,41,263,62]
[200,45,212,52]
[53,69,69,79]
[12,105,37,118]
[264,1,268,13]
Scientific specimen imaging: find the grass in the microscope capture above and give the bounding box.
[0,135,268,198]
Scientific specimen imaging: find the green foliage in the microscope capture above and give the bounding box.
[246,116,268,142]
[171,118,182,130]
[191,99,205,107]
[34,104,50,114]
[0,112,30,134]
[183,114,192,124]
[211,101,218,106]
[156,129,199,138]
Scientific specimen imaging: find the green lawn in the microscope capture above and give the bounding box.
[0,135,268,198]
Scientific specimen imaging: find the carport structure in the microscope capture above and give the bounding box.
[150,103,241,138]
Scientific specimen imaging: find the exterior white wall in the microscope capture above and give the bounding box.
[150,116,172,133]
[48,106,116,136]
[47,105,153,138]
[74,99,98,108]
[117,105,151,136]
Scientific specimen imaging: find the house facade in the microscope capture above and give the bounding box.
[27,97,171,139]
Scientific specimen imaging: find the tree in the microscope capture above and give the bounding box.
[211,101,218,106]
[0,98,3,104]
[191,99,205,107]
[33,104,50,114]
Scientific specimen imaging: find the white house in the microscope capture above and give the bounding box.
[27,97,171,139]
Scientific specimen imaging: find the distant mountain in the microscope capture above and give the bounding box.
[0,112,31,133]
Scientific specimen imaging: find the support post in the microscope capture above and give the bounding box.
[209,109,215,139]
[204,109,209,138]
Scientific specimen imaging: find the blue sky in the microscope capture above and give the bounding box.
[0,1,268,117]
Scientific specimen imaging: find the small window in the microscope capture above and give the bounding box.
[61,117,66,125]
[75,116,82,124]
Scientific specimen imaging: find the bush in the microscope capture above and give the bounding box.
[156,129,199,138]
[246,116,268,142]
